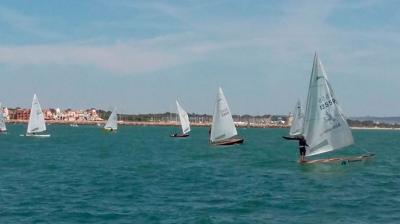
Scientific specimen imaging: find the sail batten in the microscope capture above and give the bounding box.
[0,102,6,132]
[176,100,190,134]
[210,87,238,143]
[104,107,118,130]
[27,94,46,134]
[302,54,354,157]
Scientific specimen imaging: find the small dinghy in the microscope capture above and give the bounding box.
[170,100,190,138]
[24,94,50,137]
[209,87,244,146]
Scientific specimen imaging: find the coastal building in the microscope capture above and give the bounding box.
[9,109,30,120]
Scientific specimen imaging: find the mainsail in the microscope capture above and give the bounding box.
[210,87,238,142]
[27,94,46,134]
[176,100,190,134]
[289,100,304,136]
[302,53,354,157]
[104,107,118,130]
[0,102,6,132]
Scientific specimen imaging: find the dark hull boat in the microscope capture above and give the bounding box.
[209,87,244,147]
[211,137,244,146]
[170,133,189,138]
[171,100,191,138]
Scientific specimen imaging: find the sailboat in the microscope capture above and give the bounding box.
[25,94,50,137]
[283,100,304,138]
[104,107,118,131]
[300,53,373,164]
[170,100,190,137]
[209,87,244,145]
[0,102,7,133]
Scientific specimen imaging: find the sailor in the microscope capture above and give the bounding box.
[297,135,309,162]
[283,135,309,162]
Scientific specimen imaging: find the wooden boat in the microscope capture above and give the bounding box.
[211,137,244,146]
[298,53,373,164]
[302,153,375,165]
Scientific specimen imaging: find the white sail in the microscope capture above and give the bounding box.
[289,99,303,136]
[0,102,6,132]
[303,53,354,157]
[104,107,118,130]
[176,100,190,134]
[27,94,46,134]
[210,87,238,142]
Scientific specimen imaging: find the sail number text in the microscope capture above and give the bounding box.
[319,98,337,110]
[220,108,230,117]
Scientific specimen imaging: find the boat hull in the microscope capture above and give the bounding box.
[211,137,244,146]
[301,153,375,165]
[24,133,51,137]
[170,133,189,138]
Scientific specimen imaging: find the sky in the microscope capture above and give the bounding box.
[0,0,399,116]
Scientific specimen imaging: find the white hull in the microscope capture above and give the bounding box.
[23,133,51,137]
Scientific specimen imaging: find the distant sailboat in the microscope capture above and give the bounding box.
[104,107,118,131]
[0,102,7,133]
[289,100,304,137]
[209,87,244,145]
[300,53,373,164]
[171,100,190,138]
[25,94,50,137]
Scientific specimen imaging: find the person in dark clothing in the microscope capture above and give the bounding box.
[283,135,309,162]
[298,135,309,162]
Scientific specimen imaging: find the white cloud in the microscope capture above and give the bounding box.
[0,1,399,79]
[0,42,190,74]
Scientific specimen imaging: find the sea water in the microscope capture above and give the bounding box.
[0,124,399,223]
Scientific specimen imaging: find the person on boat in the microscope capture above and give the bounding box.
[297,135,309,162]
[283,135,309,162]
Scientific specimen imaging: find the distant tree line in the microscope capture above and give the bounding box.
[86,110,400,128]
[347,119,400,128]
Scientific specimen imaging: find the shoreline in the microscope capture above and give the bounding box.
[350,126,400,130]
[6,119,289,128]
[5,120,400,130]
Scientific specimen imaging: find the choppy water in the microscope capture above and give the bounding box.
[0,124,399,223]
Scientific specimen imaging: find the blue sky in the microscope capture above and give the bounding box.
[0,0,399,116]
